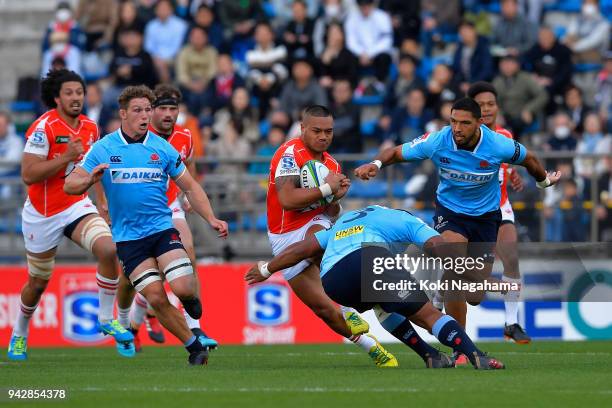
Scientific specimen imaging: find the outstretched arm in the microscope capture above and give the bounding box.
[244,235,324,284]
[64,164,109,195]
[519,151,561,188]
[353,145,405,181]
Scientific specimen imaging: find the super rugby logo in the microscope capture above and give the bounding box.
[439,168,496,184]
[111,167,163,183]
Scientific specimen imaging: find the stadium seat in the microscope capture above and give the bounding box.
[10,101,36,112]
[392,181,408,199]
[255,213,268,231]
[352,95,384,106]
[574,63,603,73]
[360,120,377,136]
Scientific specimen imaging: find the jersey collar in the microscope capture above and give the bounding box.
[451,125,485,154]
[118,128,150,145]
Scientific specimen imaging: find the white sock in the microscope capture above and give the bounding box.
[13,301,38,337]
[130,293,148,328]
[96,273,118,324]
[350,334,377,352]
[503,276,521,326]
[183,307,201,330]
[118,307,131,329]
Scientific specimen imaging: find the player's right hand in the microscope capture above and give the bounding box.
[324,172,346,194]
[244,263,269,285]
[64,137,84,161]
[91,163,109,184]
[209,217,229,239]
[546,170,562,186]
[354,163,379,180]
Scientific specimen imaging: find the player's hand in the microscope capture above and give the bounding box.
[334,177,351,200]
[64,138,84,162]
[509,169,524,192]
[245,263,268,285]
[208,217,229,239]
[546,171,562,186]
[181,195,193,213]
[354,163,379,180]
[97,202,111,226]
[324,172,345,194]
[91,163,109,184]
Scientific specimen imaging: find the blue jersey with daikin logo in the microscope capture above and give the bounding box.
[314,205,439,276]
[400,125,527,215]
[79,129,186,242]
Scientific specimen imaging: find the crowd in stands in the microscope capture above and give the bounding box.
[3,0,612,241]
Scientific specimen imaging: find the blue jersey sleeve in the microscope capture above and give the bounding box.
[314,228,332,250]
[79,141,104,174]
[497,136,527,164]
[396,211,439,247]
[163,143,186,179]
[400,132,436,162]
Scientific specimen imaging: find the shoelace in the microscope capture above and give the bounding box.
[371,347,391,363]
[109,320,128,333]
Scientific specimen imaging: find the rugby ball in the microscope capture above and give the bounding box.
[300,160,334,210]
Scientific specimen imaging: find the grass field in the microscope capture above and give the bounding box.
[1,341,611,408]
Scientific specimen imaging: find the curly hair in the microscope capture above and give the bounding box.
[40,69,86,109]
[117,85,155,110]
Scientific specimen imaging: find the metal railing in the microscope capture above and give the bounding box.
[0,152,609,261]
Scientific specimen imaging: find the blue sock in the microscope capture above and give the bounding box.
[432,315,482,365]
[380,313,440,361]
[184,335,202,353]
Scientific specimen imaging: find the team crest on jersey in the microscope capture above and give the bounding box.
[479,160,492,169]
[148,153,162,165]
[110,155,122,163]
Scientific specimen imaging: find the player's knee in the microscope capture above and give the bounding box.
[27,254,54,281]
[81,217,113,255]
[146,291,170,312]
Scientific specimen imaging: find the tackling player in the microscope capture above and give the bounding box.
[65,85,228,365]
[8,69,134,361]
[116,85,217,351]
[246,205,505,370]
[267,105,397,367]
[467,82,531,344]
[354,98,559,360]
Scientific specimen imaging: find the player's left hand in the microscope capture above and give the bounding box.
[354,163,379,180]
[509,169,524,192]
[546,171,562,186]
[244,263,269,285]
[209,218,229,239]
[181,195,193,213]
[97,203,111,226]
[334,177,351,200]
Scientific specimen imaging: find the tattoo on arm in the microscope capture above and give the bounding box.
[274,175,300,189]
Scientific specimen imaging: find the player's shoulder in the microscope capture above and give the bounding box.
[172,124,192,138]
[78,114,98,129]
[408,127,447,148]
[271,138,298,161]
[494,126,514,140]
[27,111,54,134]
[322,151,340,170]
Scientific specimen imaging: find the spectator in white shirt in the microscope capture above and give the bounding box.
[564,0,610,64]
[0,112,24,199]
[344,0,393,82]
[144,0,188,82]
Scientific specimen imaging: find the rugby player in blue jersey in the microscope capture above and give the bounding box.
[354,98,559,363]
[65,85,228,365]
[246,205,505,369]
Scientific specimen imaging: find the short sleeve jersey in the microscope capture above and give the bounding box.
[79,129,186,242]
[400,125,527,215]
[314,205,440,276]
[148,124,194,205]
[495,125,514,206]
[23,109,99,216]
[267,138,341,234]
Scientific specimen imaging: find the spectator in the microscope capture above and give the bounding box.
[425,64,460,116]
[344,0,393,83]
[381,0,420,45]
[560,179,587,242]
[575,113,612,180]
[564,0,610,64]
[0,112,23,199]
[112,0,145,53]
[452,20,494,93]
[41,31,83,77]
[246,22,288,118]
[420,0,461,56]
[207,118,252,177]
[249,126,286,174]
[491,0,538,58]
[203,53,246,115]
[493,55,548,138]
[524,26,573,108]
[191,4,223,50]
[387,87,433,145]
[135,0,157,24]
[75,0,119,51]
[176,102,205,168]
[382,54,424,117]
[283,0,315,63]
[218,0,263,43]
[144,0,188,83]
[176,26,218,115]
[271,0,319,26]
[278,59,328,122]
[105,28,157,106]
[313,0,349,57]
[544,111,577,155]
[595,53,612,130]
[42,1,86,52]
[317,22,359,90]
[563,85,592,133]
[329,79,361,154]
[84,82,113,131]
[213,87,260,145]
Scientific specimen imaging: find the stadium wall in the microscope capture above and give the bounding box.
[0,262,610,348]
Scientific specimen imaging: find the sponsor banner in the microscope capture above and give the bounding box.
[0,264,342,348]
